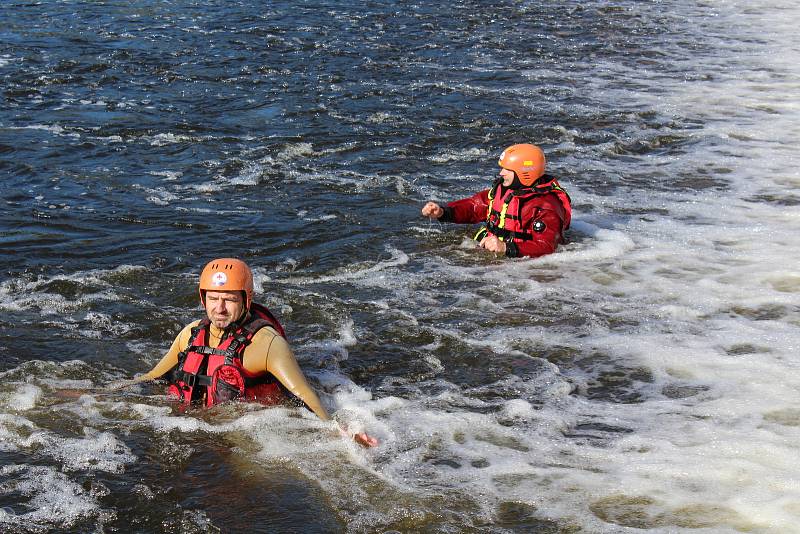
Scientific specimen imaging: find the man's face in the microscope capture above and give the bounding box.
[499,167,515,186]
[204,290,245,329]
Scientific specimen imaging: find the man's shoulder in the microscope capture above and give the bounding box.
[183,319,204,331]
[250,324,282,343]
[524,190,566,207]
[174,319,203,342]
[519,193,568,221]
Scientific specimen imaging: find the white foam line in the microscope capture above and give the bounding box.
[284,246,410,285]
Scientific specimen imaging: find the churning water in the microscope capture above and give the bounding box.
[1,1,799,532]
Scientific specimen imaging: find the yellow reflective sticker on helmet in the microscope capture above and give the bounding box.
[523,160,533,166]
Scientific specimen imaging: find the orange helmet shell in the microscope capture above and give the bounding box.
[198,258,254,309]
[498,144,546,186]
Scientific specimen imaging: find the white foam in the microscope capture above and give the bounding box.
[229,162,262,185]
[336,319,358,347]
[149,132,195,146]
[3,383,42,411]
[51,429,137,473]
[0,404,136,473]
[365,112,400,124]
[0,465,102,530]
[297,209,338,222]
[536,220,635,265]
[9,123,66,135]
[0,414,37,451]
[0,265,147,320]
[149,170,183,181]
[0,55,18,67]
[428,147,491,164]
[276,142,314,161]
[285,246,410,285]
[132,184,181,206]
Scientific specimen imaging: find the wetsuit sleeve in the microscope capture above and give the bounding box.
[242,330,332,421]
[442,189,490,224]
[509,196,567,258]
[139,322,198,381]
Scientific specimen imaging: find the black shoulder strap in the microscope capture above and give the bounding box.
[220,317,274,364]
[175,320,210,372]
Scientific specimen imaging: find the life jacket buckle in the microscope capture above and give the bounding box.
[183,373,197,388]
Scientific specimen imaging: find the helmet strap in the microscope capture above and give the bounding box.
[508,172,525,190]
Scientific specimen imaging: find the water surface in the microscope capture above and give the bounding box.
[1,1,799,532]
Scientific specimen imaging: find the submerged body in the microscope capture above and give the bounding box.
[143,302,329,419]
[126,258,377,447]
[422,144,572,258]
[440,174,571,258]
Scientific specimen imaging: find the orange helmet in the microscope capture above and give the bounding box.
[498,143,546,186]
[198,258,254,309]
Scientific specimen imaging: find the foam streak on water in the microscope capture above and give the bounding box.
[1,0,799,532]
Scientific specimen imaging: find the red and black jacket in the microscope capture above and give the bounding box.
[441,174,571,258]
[167,303,288,408]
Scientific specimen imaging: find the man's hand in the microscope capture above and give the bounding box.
[421,202,444,219]
[479,234,507,254]
[338,424,379,448]
[353,432,379,447]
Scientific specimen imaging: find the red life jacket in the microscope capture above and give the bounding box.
[167,303,288,408]
[474,174,572,243]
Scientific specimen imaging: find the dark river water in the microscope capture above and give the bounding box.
[2,1,799,532]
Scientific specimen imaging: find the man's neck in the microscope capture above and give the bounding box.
[207,311,249,348]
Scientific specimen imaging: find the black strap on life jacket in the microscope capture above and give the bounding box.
[530,174,571,201]
[484,221,536,241]
[480,174,569,242]
[171,315,275,391]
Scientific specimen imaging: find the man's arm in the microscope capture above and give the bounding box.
[422,189,490,225]
[250,332,332,421]
[105,323,197,391]
[444,189,491,224]
[244,330,378,447]
[139,323,198,381]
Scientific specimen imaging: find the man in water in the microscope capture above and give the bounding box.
[421,143,571,258]
[121,258,377,448]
